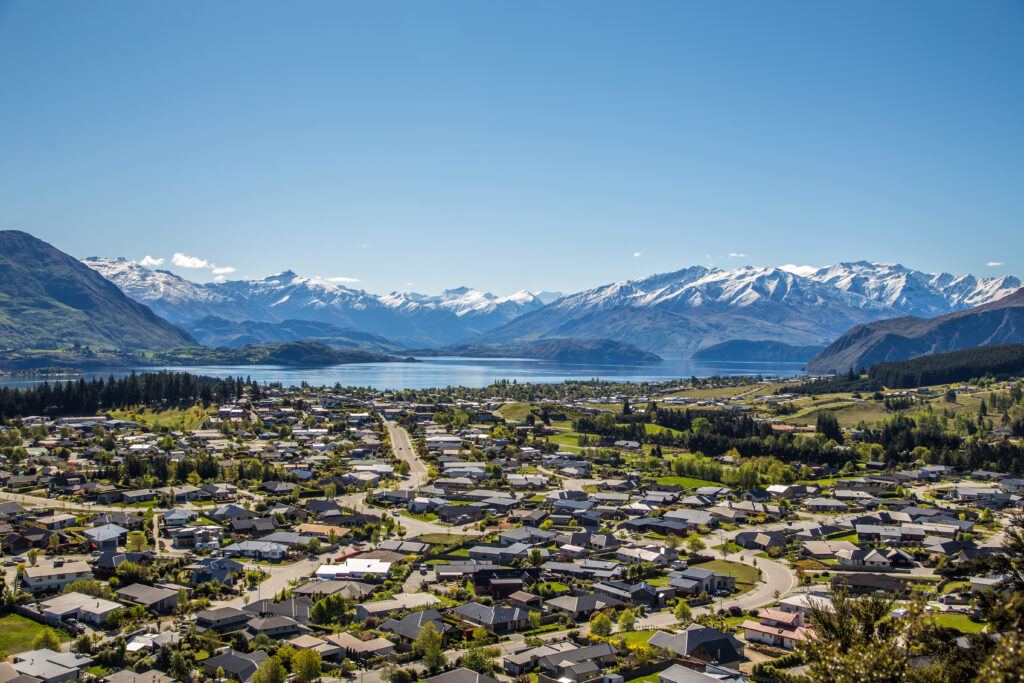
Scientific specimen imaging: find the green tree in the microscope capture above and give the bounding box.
[292,649,322,683]
[252,657,287,683]
[617,607,636,632]
[673,600,692,623]
[33,628,61,651]
[461,646,497,675]
[414,622,445,673]
[589,611,613,637]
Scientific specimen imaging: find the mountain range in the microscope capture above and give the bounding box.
[806,289,1024,373]
[0,231,194,353]
[85,255,1021,358]
[84,257,549,347]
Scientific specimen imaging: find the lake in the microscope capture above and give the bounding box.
[1,356,806,390]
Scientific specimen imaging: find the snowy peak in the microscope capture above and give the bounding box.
[381,286,543,319]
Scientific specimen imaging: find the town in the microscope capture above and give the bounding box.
[0,372,1019,683]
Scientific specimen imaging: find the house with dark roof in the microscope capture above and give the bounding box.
[381,609,453,643]
[452,603,529,634]
[201,649,267,682]
[649,624,745,666]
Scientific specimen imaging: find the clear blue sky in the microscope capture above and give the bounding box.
[1,1,1021,294]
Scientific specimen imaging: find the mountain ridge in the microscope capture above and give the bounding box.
[806,288,1024,373]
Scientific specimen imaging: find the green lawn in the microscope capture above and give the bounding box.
[0,614,69,654]
[400,510,439,522]
[644,423,685,437]
[624,674,659,683]
[931,612,986,633]
[691,559,760,592]
[498,403,536,421]
[654,475,720,489]
[617,630,655,646]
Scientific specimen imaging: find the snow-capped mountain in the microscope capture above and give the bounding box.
[84,259,545,346]
[380,286,544,321]
[477,262,1022,356]
[805,261,1021,318]
[85,255,1021,355]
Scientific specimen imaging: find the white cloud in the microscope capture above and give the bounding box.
[779,264,819,277]
[727,252,747,259]
[212,266,236,275]
[632,251,642,258]
[988,261,1004,267]
[171,252,210,269]
[213,275,227,283]
[139,255,164,267]
[326,275,360,283]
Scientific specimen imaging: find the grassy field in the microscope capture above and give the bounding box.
[644,423,685,437]
[655,475,720,489]
[930,612,986,633]
[497,403,536,421]
[107,405,212,431]
[0,614,69,654]
[617,630,655,646]
[691,559,760,592]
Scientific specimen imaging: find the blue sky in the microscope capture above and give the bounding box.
[1,1,1022,295]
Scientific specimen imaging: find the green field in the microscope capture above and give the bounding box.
[0,614,69,654]
[691,559,760,592]
[107,405,212,431]
[498,403,536,421]
[643,423,685,437]
[617,630,655,646]
[654,475,720,489]
[930,612,986,633]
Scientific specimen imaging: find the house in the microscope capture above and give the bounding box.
[10,649,94,683]
[592,580,674,607]
[741,609,813,650]
[381,609,453,643]
[162,509,197,527]
[734,530,787,553]
[37,591,121,626]
[804,497,849,513]
[104,670,175,683]
[222,540,287,561]
[245,615,305,639]
[668,567,736,596]
[201,649,267,682]
[659,663,748,683]
[83,524,129,550]
[545,593,622,621]
[22,561,93,594]
[536,642,618,682]
[452,602,529,634]
[422,669,500,683]
[800,540,858,559]
[186,557,244,586]
[649,625,745,665]
[836,548,914,571]
[244,597,313,625]
[196,606,250,632]
[354,592,439,621]
[323,632,396,661]
[315,558,391,580]
[115,584,179,613]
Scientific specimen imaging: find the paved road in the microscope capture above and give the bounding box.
[338,421,481,540]
[386,420,429,489]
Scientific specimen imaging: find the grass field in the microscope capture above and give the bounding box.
[691,559,760,592]
[655,475,720,489]
[644,423,685,437]
[930,612,986,633]
[497,403,536,421]
[0,614,69,654]
[617,630,655,646]
[107,405,212,431]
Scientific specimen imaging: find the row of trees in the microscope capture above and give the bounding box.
[0,371,252,418]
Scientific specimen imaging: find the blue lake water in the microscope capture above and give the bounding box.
[1,356,806,390]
